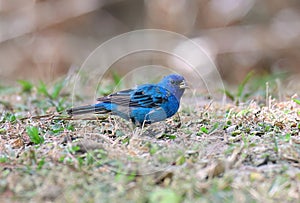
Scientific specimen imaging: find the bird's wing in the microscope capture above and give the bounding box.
[97,85,170,108]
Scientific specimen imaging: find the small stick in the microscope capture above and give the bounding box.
[20,114,108,121]
[266,82,269,108]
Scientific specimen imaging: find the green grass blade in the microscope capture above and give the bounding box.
[112,71,122,86]
[237,71,254,99]
[18,80,33,93]
[26,126,44,144]
[51,80,65,99]
[222,89,235,101]
[37,81,50,98]
[292,98,300,105]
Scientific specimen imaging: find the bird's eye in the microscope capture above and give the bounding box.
[170,80,175,84]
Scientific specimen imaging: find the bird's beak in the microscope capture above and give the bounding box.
[179,81,189,89]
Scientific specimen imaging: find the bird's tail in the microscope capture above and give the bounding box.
[67,104,108,115]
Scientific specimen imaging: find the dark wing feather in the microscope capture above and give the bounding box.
[97,85,169,108]
[97,89,133,106]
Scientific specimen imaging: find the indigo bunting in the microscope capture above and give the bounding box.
[67,74,187,125]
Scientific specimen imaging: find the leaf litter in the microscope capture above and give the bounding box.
[0,84,300,202]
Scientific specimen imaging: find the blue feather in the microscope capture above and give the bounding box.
[67,74,187,125]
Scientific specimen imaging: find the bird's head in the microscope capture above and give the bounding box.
[158,74,188,101]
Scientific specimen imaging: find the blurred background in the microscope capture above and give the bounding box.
[0,0,300,87]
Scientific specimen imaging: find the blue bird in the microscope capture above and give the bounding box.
[67,74,187,125]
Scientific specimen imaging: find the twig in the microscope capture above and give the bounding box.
[20,114,108,121]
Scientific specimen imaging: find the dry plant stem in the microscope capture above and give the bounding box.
[266,82,269,108]
[20,113,108,121]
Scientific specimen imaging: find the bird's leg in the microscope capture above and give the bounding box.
[162,113,181,134]
[135,120,148,136]
[175,112,182,128]
[124,121,136,143]
[163,121,171,134]
[128,121,136,132]
[141,120,147,132]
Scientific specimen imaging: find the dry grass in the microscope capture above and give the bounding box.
[1,83,300,202]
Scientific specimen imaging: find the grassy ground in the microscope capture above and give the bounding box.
[1,77,300,202]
